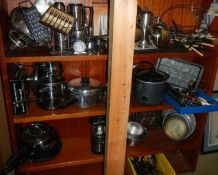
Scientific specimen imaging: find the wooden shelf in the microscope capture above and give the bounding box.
[13,100,171,124]
[19,136,104,173]
[1,53,108,63]
[2,45,215,64]
[13,101,106,124]
[126,129,198,158]
[134,46,216,60]
[165,151,194,173]
[130,100,172,113]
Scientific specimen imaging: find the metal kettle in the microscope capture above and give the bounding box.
[150,18,170,48]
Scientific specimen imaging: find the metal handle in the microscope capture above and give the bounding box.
[19,0,34,8]
[133,61,154,70]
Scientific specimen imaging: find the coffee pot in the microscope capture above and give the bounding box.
[68,4,93,54]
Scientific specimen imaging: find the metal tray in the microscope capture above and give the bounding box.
[156,58,204,90]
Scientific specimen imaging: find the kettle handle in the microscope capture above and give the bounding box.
[133,61,154,70]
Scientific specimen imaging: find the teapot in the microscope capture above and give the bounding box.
[150,18,170,48]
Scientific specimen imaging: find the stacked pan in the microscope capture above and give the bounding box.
[27,62,76,110]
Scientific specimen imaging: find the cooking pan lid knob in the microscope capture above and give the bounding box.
[81,77,90,86]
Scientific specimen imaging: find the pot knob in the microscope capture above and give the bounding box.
[81,77,90,86]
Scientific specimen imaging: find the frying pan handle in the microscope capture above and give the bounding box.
[0,146,34,175]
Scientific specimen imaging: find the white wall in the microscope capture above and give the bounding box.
[213,71,218,91]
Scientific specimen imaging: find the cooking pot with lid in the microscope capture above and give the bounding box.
[68,77,102,108]
[133,61,169,105]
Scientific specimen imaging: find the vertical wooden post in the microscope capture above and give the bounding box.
[105,0,137,175]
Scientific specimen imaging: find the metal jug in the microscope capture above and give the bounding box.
[68,4,93,33]
[68,4,93,53]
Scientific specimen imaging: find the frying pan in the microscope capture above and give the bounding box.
[0,123,62,175]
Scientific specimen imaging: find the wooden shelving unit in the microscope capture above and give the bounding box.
[0,0,217,175]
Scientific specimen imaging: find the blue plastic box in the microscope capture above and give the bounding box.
[164,91,218,114]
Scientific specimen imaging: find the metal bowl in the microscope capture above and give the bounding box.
[127,121,147,147]
[162,109,196,141]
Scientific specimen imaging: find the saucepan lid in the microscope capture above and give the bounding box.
[68,77,102,95]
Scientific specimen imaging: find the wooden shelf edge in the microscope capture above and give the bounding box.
[19,157,104,173]
[13,101,170,124]
[134,46,217,59]
[13,102,106,124]
[126,129,199,158]
[1,54,108,63]
[129,101,172,113]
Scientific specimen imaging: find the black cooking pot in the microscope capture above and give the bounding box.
[133,61,169,105]
[0,123,62,175]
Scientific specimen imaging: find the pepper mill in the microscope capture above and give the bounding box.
[90,117,106,154]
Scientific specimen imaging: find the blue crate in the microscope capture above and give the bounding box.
[164,91,218,114]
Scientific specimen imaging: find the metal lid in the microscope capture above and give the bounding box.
[68,77,101,95]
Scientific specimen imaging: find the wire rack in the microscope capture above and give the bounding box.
[129,111,162,129]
